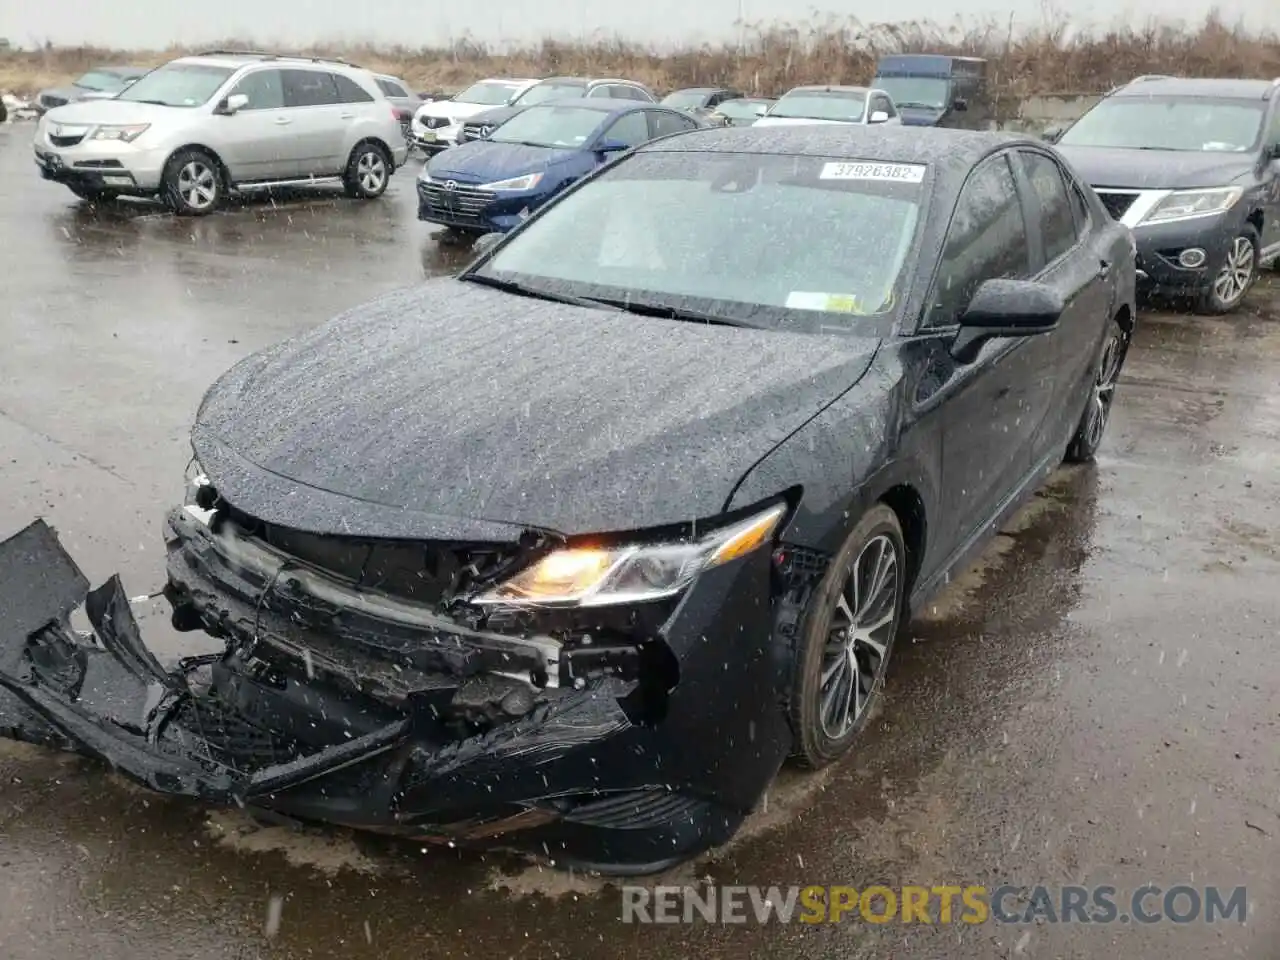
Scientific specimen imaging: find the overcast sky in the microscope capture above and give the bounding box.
[1,0,1275,50]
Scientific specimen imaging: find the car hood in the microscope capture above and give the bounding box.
[425,140,581,184]
[753,116,851,127]
[415,100,493,122]
[1054,145,1257,190]
[42,98,190,126]
[192,279,881,541]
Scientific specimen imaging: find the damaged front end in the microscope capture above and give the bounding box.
[0,496,798,873]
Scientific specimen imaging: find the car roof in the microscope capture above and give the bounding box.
[783,85,872,95]
[520,97,654,113]
[669,86,735,94]
[1114,76,1280,100]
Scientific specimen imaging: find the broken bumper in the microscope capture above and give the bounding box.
[0,516,794,873]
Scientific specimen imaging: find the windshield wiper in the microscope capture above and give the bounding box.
[585,297,756,328]
[129,99,171,106]
[461,273,621,310]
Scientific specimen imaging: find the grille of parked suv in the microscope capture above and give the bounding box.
[1095,190,1139,221]
[49,131,86,147]
[421,115,450,129]
[420,181,496,222]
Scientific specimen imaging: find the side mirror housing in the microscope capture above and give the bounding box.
[216,93,249,115]
[952,97,968,112]
[951,279,1063,363]
[869,110,889,124]
[596,139,629,154]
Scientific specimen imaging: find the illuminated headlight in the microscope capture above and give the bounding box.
[1139,187,1242,225]
[90,123,150,143]
[482,172,543,191]
[475,502,787,608]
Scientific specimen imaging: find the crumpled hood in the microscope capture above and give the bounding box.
[424,140,580,184]
[1055,145,1257,190]
[192,279,881,540]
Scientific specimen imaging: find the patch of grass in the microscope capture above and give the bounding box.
[2,11,1277,99]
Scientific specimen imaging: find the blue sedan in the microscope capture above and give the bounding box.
[417,98,703,238]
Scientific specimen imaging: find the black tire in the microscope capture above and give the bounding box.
[788,504,905,769]
[67,184,117,204]
[436,226,481,246]
[162,148,223,216]
[1196,225,1259,314]
[343,142,391,199]
[1065,316,1130,463]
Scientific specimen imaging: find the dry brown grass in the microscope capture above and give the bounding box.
[2,11,1278,100]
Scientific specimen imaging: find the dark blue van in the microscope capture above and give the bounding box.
[871,55,993,129]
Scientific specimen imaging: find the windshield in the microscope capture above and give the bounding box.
[489,104,607,148]
[770,91,866,122]
[718,99,767,118]
[516,82,588,106]
[873,77,949,110]
[75,69,135,92]
[472,151,924,330]
[115,63,234,107]
[662,91,711,109]
[1058,97,1266,152]
[456,81,521,106]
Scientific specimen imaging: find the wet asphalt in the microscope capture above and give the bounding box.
[0,123,1277,959]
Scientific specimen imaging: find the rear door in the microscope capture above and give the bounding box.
[1261,105,1280,262]
[218,68,296,181]
[281,69,347,176]
[1013,148,1113,459]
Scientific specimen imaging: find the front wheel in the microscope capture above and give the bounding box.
[1196,227,1259,314]
[788,504,905,769]
[162,149,223,216]
[343,143,391,199]
[1065,317,1130,463]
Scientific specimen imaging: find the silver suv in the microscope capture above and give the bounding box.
[32,50,410,215]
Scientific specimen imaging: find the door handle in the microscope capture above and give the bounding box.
[274,117,292,125]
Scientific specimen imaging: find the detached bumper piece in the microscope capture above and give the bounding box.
[0,519,763,874]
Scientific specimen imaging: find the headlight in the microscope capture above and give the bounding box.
[1139,187,1242,225]
[90,123,150,143]
[474,502,787,607]
[482,172,543,191]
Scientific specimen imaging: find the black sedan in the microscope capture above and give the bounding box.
[0,125,1135,874]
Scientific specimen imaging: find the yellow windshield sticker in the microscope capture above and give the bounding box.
[786,291,866,313]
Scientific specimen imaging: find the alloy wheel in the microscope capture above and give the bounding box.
[357,151,387,193]
[177,160,218,211]
[1082,328,1127,452]
[1212,235,1255,307]
[819,534,899,738]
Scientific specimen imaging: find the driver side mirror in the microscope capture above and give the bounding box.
[216,93,249,116]
[951,278,1063,363]
[952,97,968,112]
[596,139,629,155]
[869,110,890,124]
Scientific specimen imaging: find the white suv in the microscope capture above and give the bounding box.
[32,50,410,215]
[410,78,539,154]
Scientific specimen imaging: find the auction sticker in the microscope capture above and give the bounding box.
[819,161,926,183]
[786,291,864,313]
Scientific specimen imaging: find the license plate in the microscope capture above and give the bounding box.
[420,130,437,143]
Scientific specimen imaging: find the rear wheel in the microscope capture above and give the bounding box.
[788,505,905,769]
[162,149,223,216]
[1065,317,1130,463]
[343,142,391,199]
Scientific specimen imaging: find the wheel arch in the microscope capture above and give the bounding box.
[876,483,927,596]
[350,135,394,165]
[164,143,232,187]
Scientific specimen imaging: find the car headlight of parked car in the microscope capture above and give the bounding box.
[475,501,788,608]
[90,123,150,142]
[1139,186,1243,225]
[482,172,543,191]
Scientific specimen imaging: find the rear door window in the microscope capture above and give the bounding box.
[282,69,341,107]
[377,78,408,98]
[649,109,698,138]
[600,111,651,148]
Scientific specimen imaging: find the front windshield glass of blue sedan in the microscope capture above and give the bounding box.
[473,152,925,330]
[489,105,608,148]
[115,63,234,107]
[769,90,867,122]
[1058,97,1266,152]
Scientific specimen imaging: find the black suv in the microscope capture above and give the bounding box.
[1048,76,1280,313]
